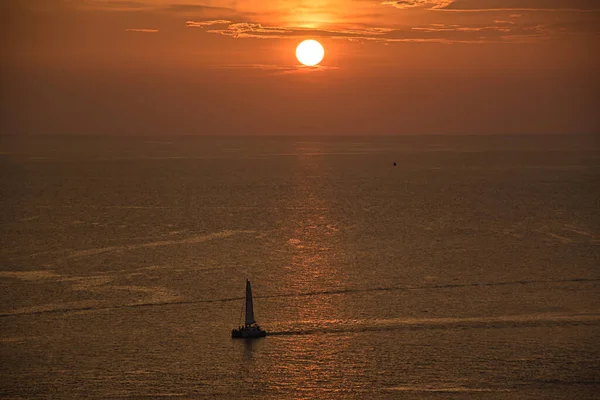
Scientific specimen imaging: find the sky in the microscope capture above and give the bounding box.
[1,0,598,135]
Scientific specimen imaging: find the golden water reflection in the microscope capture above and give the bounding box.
[266,142,368,392]
[284,142,346,309]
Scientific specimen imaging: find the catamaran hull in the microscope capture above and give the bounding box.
[231,328,266,339]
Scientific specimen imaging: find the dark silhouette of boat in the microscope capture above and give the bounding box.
[231,279,266,339]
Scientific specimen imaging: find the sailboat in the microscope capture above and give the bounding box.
[231,279,267,339]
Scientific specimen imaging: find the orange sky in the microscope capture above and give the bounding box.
[1,0,598,135]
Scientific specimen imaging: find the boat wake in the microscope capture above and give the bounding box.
[266,313,600,337]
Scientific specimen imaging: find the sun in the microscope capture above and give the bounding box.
[296,40,325,67]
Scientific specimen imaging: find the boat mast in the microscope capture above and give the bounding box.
[245,279,255,326]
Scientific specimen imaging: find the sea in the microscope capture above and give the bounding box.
[0,134,598,399]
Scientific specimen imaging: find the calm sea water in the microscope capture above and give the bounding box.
[1,135,599,399]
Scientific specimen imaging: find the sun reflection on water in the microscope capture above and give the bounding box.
[284,142,345,296]
[260,142,370,391]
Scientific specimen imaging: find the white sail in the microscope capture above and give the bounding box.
[245,279,255,326]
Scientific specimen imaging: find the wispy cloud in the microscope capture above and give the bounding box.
[163,3,240,15]
[186,19,232,27]
[125,28,159,32]
[380,0,452,9]
[378,0,600,11]
[188,19,558,43]
[208,64,296,70]
[206,64,340,74]
[279,65,341,74]
[205,23,293,39]
[74,0,242,16]
[188,20,403,40]
[437,0,600,12]
[76,0,153,11]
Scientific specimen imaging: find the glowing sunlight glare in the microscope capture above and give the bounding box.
[296,40,325,66]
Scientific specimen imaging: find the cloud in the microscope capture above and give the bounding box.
[163,3,239,15]
[166,4,227,12]
[71,0,243,17]
[279,65,341,74]
[206,22,292,39]
[208,64,296,70]
[187,19,557,43]
[206,64,340,74]
[186,19,232,27]
[125,28,159,32]
[412,23,513,32]
[76,0,152,11]
[189,21,397,40]
[378,0,600,11]
[380,0,452,9]
[437,0,600,12]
